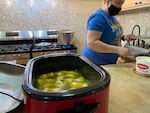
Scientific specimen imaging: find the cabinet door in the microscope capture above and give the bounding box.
[122,0,150,11]
[122,0,137,10]
[141,0,150,6]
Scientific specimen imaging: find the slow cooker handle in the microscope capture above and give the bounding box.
[58,102,99,113]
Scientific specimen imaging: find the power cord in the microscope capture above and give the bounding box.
[0,91,23,102]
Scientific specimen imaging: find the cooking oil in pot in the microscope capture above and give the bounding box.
[33,70,89,92]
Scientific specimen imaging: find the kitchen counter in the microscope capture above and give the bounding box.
[9,62,150,113]
[101,62,150,113]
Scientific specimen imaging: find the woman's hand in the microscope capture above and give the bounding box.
[124,34,136,41]
[117,46,131,57]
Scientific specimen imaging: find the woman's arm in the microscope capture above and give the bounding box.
[87,30,130,57]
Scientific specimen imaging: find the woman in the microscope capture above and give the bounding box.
[82,0,135,65]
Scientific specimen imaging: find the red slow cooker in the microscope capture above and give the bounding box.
[22,53,111,113]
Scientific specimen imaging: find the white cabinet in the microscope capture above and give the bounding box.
[122,0,150,11]
[122,0,136,10]
[141,0,150,6]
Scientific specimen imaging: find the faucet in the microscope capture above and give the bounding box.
[131,25,145,47]
[131,25,141,36]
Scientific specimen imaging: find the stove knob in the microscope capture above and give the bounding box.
[1,55,6,58]
[18,54,22,57]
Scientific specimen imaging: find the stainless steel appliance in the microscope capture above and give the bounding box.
[33,29,59,39]
[60,30,74,46]
[0,30,33,40]
[0,30,77,65]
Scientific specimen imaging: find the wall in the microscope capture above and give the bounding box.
[0,0,150,55]
[117,7,150,44]
[118,7,150,37]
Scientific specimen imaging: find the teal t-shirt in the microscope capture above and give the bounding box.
[82,8,123,65]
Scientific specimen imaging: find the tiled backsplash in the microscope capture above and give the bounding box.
[0,0,150,54]
[118,8,150,37]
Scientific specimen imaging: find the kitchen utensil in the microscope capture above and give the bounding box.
[0,61,25,113]
[23,53,110,113]
[60,30,74,46]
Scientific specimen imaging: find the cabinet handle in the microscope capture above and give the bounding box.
[139,1,142,4]
[135,1,142,5]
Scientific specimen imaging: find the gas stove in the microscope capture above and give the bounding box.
[0,44,31,53]
[0,30,77,65]
[0,41,77,65]
[0,43,77,54]
[0,30,77,54]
